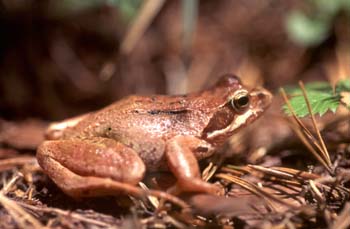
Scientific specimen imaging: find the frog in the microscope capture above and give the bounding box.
[37,74,272,202]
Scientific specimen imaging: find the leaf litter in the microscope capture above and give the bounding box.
[0,114,349,228]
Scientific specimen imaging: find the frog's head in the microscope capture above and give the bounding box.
[202,74,272,144]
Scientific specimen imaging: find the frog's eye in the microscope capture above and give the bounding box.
[231,90,250,111]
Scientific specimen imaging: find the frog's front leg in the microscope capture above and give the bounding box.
[37,137,146,198]
[165,136,222,195]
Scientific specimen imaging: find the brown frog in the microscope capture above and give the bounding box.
[37,74,272,202]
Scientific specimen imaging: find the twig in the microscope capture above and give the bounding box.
[309,180,324,203]
[17,202,111,227]
[0,156,37,172]
[0,173,43,228]
[139,182,159,209]
[271,167,320,180]
[280,88,332,173]
[290,123,332,173]
[202,162,218,182]
[216,173,299,211]
[248,165,294,179]
[0,172,23,195]
[120,0,166,54]
[298,81,332,168]
[0,193,43,229]
[331,202,350,229]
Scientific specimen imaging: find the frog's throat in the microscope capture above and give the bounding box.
[206,108,261,139]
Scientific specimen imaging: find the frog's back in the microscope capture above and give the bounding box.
[99,94,210,140]
[63,94,211,142]
[57,94,212,170]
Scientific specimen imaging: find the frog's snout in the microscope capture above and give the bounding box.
[250,88,273,111]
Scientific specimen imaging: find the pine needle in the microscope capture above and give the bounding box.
[0,174,43,229]
[280,88,333,173]
[120,0,166,54]
[298,81,332,168]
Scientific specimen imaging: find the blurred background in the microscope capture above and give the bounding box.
[0,2,349,227]
[0,0,349,121]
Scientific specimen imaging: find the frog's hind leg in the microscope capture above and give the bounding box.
[37,138,188,208]
[38,154,146,197]
[37,137,146,197]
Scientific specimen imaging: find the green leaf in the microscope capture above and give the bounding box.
[285,81,332,95]
[282,80,350,117]
[51,0,106,14]
[341,0,350,12]
[284,91,341,117]
[336,79,350,92]
[286,11,330,46]
[49,0,142,21]
[313,0,342,16]
[337,79,350,109]
[115,0,142,21]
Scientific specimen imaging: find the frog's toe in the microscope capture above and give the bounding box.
[212,183,225,196]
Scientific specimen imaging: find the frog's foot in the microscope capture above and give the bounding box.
[166,182,224,199]
[165,136,222,195]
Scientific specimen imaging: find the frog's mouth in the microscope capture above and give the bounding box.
[206,88,272,140]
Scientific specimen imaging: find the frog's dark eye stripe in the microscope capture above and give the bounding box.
[230,90,250,111]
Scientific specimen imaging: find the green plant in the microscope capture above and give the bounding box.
[282,79,350,117]
[49,0,142,21]
[286,0,350,46]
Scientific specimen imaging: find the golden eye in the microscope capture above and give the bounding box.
[231,90,250,111]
